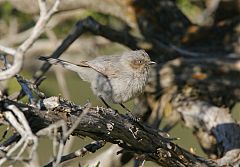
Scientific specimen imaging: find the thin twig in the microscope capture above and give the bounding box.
[0,0,61,81]
[44,140,106,167]
[0,45,16,55]
[16,75,45,101]
[49,107,89,167]
[0,105,38,166]
[16,75,36,104]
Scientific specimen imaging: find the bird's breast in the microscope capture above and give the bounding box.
[110,72,148,103]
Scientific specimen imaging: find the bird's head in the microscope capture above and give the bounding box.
[121,50,155,73]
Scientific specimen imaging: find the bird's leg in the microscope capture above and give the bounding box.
[120,103,131,112]
[99,97,139,121]
[120,103,140,122]
[99,96,111,108]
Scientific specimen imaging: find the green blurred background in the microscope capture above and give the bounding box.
[1,0,240,166]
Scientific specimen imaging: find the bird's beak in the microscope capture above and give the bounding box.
[148,61,156,65]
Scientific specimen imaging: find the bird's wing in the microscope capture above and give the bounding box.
[85,55,120,78]
[39,56,120,79]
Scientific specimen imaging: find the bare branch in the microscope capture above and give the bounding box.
[38,0,47,17]
[0,105,38,166]
[0,97,216,167]
[177,99,240,166]
[34,100,89,167]
[0,45,16,55]
[0,0,61,81]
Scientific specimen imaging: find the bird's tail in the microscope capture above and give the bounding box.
[38,56,88,73]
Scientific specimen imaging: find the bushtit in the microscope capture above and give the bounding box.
[39,50,155,109]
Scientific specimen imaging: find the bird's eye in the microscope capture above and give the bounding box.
[131,59,144,66]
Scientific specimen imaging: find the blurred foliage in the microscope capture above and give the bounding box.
[177,0,203,22]
[0,2,130,38]
[54,10,130,38]
[0,2,34,31]
[0,2,13,21]
[53,19,77,38]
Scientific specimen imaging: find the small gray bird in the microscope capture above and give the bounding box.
[39,50,155,109]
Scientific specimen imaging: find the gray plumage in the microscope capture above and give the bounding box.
[39,50,155,104]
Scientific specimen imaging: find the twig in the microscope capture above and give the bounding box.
[64,107,89,138]
[46,29,71,99]
[16,75,36,104]
[0,105,37,166]
[53,68,70,99]
[0,133,20,149]
[15,75,45,101]
[53,137,65,167]
[35,105,89,167]
[53,108,89,167]
[0,127,9,142]
[0,133,25,164]
[0,0,61,81]
[44,140,106,167]
[0,45,16,55]
[36,119,67,167]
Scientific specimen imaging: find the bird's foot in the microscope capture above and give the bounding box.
[127,112,141,122]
